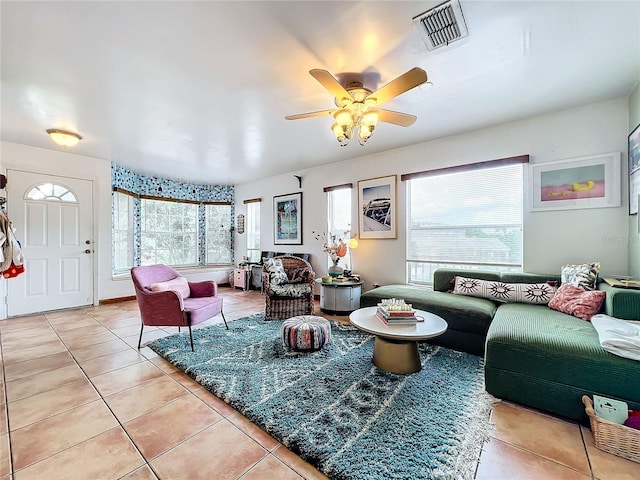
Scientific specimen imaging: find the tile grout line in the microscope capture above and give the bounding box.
[0,329,15,479]
[579,425,597,480]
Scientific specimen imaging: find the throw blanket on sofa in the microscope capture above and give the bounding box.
[591,314,640,361]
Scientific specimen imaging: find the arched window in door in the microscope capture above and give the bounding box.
[25,183,77,203]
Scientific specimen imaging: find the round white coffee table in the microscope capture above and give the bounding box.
[349,306,448,374]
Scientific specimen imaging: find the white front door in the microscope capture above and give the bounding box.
[7,170,94,316]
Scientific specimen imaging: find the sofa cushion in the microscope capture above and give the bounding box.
[485,303,640,416]
[183,296,223,324]
[359,285,497,336]
[500,272,562,285]
[452,276,557,305]
[150,276,190,299]
[548,284,606,320]
[561,262,600,291]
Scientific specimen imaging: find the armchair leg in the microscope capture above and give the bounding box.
[188,325,194,351]
[221,311,229,330]
[137,324,144,349]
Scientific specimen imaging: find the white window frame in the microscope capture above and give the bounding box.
[327,187,353,271]
[140,198,199,267]
[406,163,524,287]
[246,201,261,263]
[205,203,233,265]
[112,190,134,273]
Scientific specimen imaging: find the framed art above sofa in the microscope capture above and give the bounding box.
[529,152,621,212]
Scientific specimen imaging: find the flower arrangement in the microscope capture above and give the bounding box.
[313,231,348,263]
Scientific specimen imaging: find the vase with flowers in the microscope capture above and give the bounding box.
[314,231,348,277]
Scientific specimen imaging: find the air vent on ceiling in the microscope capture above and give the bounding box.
[413,0,469,52]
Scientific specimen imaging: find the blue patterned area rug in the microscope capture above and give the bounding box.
[147,315,495,480]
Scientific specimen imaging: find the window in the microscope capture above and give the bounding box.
[140,198,198,266]
[26,183,77,202]
[205,204,232,264]
[407,163,523,286]
[246,201,261,263]
[112,191,133,273]
[327,187,353,270]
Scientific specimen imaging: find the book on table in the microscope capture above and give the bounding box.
[376,308,418,326]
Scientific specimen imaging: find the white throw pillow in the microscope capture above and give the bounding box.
[150,276,190,299]
[452,276,557,305]
[561,262,600,291]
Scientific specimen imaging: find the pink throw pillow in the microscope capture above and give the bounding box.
[548,284,605,321]
[150,276,190,299]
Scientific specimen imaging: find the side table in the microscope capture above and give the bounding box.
[316,278,364,315]
[233,268,250,291]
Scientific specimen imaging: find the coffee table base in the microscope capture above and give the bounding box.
[373,337,422,374]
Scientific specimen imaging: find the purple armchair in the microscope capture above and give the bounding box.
[131,264,228,351]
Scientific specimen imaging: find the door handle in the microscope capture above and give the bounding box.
[84,249,92,254]
[85,240,91,245]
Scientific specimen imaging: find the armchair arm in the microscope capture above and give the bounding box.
[188,280,218,298]
[136,289,185,326]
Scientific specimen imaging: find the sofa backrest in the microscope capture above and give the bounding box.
[433,269,562,292]
[500,272,561,284]
[433,269,500,292]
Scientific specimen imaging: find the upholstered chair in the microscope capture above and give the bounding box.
[263,255,315,321]
[131,264,228,351]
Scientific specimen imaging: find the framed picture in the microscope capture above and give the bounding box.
[273,192,302,244]
[357,175,397,239]
[529,152,621,212]
[628,123,640,215]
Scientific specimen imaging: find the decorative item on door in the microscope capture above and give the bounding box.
[0,210,25,278]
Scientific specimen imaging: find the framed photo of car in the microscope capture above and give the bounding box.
[357,175,397,239]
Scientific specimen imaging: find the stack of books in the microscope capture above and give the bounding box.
[376,299,418,326]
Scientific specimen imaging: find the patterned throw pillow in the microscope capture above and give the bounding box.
[287,267,310,284]
[150,276,190,299]
[264,258,288,285]
[452,276,558,305]
[561,262,600,291]
[548,284,606,320]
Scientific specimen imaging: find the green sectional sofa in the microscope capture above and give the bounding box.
[359,268,640,422]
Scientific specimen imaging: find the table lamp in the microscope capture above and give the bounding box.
[348,238,359,274]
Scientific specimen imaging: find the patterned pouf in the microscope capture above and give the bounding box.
[282,315,331,351]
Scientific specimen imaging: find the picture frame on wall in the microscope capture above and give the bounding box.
[273,192,302,245]
[628,122,640,215]
[357,175,397,239]
[529,152,621,212]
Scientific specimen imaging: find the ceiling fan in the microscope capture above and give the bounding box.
[285,67,428,146]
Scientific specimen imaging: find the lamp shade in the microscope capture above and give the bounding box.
[46,129,82,147]
[348,238,359,249]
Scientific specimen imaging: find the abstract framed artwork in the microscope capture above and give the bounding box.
[628,122,640,215]
[529,152,621,212]
[273,192,302,244]
[357,175,397,239]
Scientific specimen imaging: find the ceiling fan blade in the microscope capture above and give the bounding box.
[377,109,417,127]
[285,109,335,120]
[309,69,353,103]
[366,67,428,105]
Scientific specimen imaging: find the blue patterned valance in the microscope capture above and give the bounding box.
[111,163,234,202]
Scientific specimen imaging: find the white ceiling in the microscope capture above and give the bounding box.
[1,1,639,185]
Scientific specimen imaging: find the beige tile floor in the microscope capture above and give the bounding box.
[1,287,639,479]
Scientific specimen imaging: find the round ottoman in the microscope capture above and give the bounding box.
[282,315,331,351]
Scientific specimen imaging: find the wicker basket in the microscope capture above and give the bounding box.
[582,395,640,464]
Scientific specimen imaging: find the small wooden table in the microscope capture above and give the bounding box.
[349,306,448,374]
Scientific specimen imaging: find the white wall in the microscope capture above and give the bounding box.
[629,81,640,278]
[235,97,631,291]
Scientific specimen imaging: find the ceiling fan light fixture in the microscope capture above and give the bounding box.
[46,128,82,147]
[331,123,351,147]
[362,110,379,127]
[333,109,353,127]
